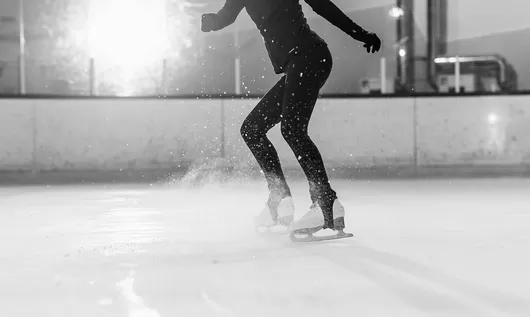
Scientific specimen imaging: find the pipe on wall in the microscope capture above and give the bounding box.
[427,0,448,91]
[396,0,415,92]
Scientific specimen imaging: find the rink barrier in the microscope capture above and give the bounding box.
[1,95,530,180]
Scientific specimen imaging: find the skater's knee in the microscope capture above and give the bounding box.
[240,121,251,141]
[240,119,262,143]
[280,121,308,144]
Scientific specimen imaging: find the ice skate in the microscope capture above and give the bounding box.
[255,196,295,233]
[289,199,353,242]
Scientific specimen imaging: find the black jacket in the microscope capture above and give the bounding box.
[209,0,365,74]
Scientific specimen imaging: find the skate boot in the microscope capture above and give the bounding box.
[254,196,295,232]
[289,199,353,242]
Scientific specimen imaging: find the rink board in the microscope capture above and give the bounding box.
[1,95,530,174]
[416,95,530,166]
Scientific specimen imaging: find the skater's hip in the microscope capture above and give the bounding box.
[266,28,328,74]
[285,44,333,86]
[290,41,330,56]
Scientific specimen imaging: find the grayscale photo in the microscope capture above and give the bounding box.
[0,0,529,316]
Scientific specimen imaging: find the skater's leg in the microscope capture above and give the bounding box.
[280,45,337,228]
[241,77,292,220]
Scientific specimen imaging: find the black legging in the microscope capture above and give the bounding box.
[240,44,337,228]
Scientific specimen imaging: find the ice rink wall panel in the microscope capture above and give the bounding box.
[415,96,530,166]
[0,99,34,171]
[221,98,414,170]
[1,95,530,174]
[3,98,223,171]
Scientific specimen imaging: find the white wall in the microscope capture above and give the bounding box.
[447,0,530,40]
[221,98,414,169]
[0,99,34,170]
[0,98,223,171]
[2,95,530,173]
[417,95,530,165]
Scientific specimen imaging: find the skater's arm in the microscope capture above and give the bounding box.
[303,0,367,40]
[201,0,244,32]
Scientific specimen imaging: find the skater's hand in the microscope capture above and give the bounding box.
[201,13,217,32]
[355,30,381,54]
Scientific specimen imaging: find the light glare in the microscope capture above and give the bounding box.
[389,7,404,19]
[488,113,499,124]
[87,0,170,94]
[88,0,169,63]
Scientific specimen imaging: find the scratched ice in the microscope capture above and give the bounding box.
[1,178,529,317]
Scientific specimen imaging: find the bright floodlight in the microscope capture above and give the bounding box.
[389,7,404,19]
[87,0,170,94]
[88,0,168,64]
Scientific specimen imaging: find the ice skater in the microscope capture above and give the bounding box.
[201,0,381,241]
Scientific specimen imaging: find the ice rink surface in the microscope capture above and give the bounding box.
[1,178,530,317]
